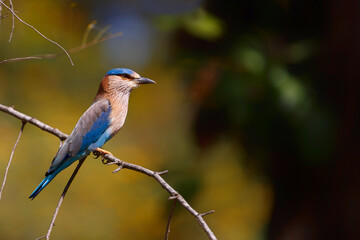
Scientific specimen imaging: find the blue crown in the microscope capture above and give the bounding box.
[106,68,136,76]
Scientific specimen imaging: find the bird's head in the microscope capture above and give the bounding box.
[106,68,156,90]
[95,68,155,101]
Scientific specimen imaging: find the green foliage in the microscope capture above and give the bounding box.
[155,8,223,40]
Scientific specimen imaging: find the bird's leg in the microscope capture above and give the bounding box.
[93,148,123,173]
[93,148,113,164]
[94,148,112,156]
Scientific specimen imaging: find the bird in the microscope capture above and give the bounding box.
[29,68,155,200]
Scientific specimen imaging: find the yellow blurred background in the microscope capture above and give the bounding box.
[0,0,272,239]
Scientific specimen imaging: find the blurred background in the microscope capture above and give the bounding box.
[0,0,359,239]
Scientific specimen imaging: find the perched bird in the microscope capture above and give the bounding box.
[29,68,155,199]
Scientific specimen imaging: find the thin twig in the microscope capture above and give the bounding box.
[0,10,19,19]
[93,25,110,42]
[168,195,177,200]
[68,31,122,55]
[0,104,217,240]
[8,0,14,42]
[0,121,25,200]
[165,199,177,240]
[0,31,122,64]
[200,210,215,217]
[157,170,169,175]
[0,56,43,64]
[0,1,74,66]
[43,158,86,240]
[0,0,2,25]
[82,20,97,45]
[0,13,8,20]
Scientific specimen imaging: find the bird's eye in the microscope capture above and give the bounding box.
[119,73,132,79]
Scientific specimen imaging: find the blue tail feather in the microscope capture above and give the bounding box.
[29,174,57,200]
[29,156,84,200]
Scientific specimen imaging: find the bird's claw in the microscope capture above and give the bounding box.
[102,158,110,164]
[93,148,112,164]
[92,148,122,172]
[93,152,100,159]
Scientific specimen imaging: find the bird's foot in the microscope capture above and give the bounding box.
[94,148,112,156]
[93,148,112,164]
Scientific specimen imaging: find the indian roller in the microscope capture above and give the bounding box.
[29,68,155,199]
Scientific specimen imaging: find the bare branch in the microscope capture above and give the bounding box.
[0,31,122,64]
[0,104,217,240]
[93,25,110,42]
[0,104,68,140]
[0,0,2,24]
[100,154,217,240]
[0,56,42,64]
[67,31,122,55]
[200,210,215,217]
[0,121,25,200]
[43,158,86,240]
[164,200,177,240]
[82,20,97,45]
[0,1,74,66]
[0,10,20,20]
[0,13,8,20]
[168,195,177,200]
[8,0,14,42]
[157,170,169,175]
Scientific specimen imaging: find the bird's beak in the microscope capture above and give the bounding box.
[135,77,156,84]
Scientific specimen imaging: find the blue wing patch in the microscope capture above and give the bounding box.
[80,107,111,152]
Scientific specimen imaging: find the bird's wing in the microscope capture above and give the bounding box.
[46,99,112,175]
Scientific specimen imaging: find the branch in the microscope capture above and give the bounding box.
[0,1,74,66]
[8,0,14,42]
[0,104,68,140]
[36,158,86,240]
[0,10,20,20]
[0,56,42,64]
[103,154,217,240]
[82,20,96,45]
[0,31,122,64]
[0,0,2,23]
[0,121,25,200]
[0,12,8,20]
[0,104,217,240]
[164,199,177,240]
[68,32,122,55]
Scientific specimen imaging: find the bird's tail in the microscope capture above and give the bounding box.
[29,155,86,200]
[29,172,58,200]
